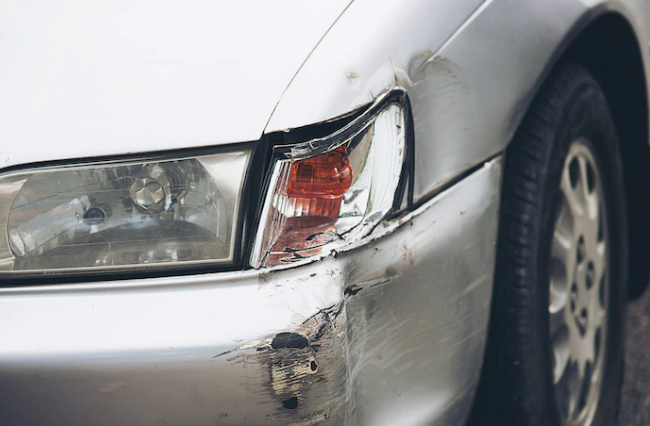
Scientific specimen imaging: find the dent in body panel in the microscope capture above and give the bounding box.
[266,0,650,208]
[341,158,500,426]
[266,0,487,133]
[264,0,491,204]
[214,157,503,425]
[214,299,349,425]
[333,52,479,203]
[408,55,478,200]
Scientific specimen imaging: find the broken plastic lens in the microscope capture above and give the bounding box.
[252,103,406,267]
[0,149,250,276]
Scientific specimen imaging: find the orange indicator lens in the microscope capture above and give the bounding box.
[285,146,353,199]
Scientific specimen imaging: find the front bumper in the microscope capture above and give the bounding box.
[0,157,502,426]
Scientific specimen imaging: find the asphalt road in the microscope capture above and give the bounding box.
[619,286,650,425]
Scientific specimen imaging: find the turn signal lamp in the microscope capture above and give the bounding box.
[251,94,409,267]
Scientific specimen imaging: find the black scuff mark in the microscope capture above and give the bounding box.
[213,299,348,423]
[282,247,302,253]
[272,332,309,349]
[342,276,394,300]
[344,285,363,296]
[279,256,306,264]
[302,303,344,328]
[312,322,330,343]
[306,232,324,241]
[283,396,299,409]
[212,349,231,359]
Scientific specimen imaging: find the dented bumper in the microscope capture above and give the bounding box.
[0,158,502,426]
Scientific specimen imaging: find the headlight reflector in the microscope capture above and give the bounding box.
[0,149,251,277]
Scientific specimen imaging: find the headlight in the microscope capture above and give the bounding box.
[0,148,251,277]
[0,90,410,280]
[251,90,410,267]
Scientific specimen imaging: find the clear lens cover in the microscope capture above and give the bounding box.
[0,149,251,276]
[252,100,407,267]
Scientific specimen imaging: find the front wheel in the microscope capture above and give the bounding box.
[473,63,628,426]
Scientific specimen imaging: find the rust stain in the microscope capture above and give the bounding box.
[400,245,415,266]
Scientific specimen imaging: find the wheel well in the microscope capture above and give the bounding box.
[562,13,650,299]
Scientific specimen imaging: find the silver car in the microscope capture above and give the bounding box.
[1,1,649,425]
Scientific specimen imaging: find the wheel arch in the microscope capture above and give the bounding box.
[517,10,650,299]
[561,12,650,299]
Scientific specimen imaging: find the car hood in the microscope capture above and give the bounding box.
[0,0,351,169]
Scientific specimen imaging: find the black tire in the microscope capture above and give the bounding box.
[470,63,628,426]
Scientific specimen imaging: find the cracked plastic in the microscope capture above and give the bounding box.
[251,100,406,268]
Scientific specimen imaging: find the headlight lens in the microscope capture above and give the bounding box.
[0,149,251,277]
[251,98,408,267]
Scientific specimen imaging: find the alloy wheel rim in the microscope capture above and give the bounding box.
[549,138,609,426]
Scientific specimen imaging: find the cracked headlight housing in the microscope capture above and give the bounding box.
[251,91,410,267]
[0,148,251,277]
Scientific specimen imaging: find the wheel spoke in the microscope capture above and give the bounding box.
[586,191,599,224]
[550,307,568,336]
[567,361,581,420]
[593,306,606,329]
[591,242,607,314]
[575,330,595,373]
[577,361,593,416]
[552,230,572,263]
[593,242,606,282]
[560,166,585,218]
[578,157,591,202]
[552,324,570,383]
[576,262,587,294]
[550,259,569,314]
[550,201,573,314]
[552,202,573,262]
[593,327,603,368]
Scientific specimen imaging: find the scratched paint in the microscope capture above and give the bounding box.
[215,302,349,424]
[212,157,502,425]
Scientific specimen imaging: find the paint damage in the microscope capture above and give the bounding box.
[341,51,480,204]
[213,258,405,424]
[212,157,502,424]
[215,299,349,424]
